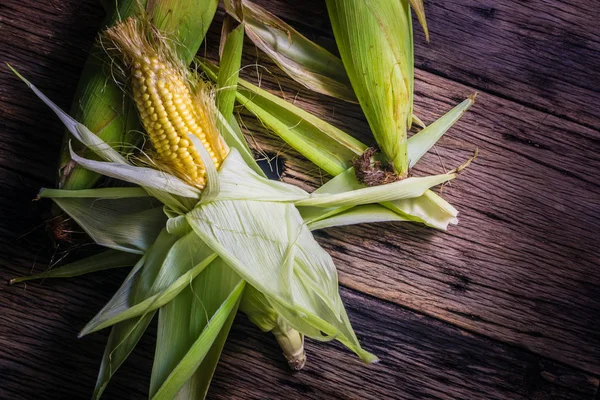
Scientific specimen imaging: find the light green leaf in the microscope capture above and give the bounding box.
[240,286,278,332]
[214,20,266,177]
[409,0,429,41]
[224,0,356,102]
[306,204,408,231]
[218,111,266,177]
[8,66,127,164]
[91,248,156,399]
[216,23,245,121]
[80,254,218,335]
[181,299,238,400]
[216,149,308,202]
[68,143,201,199]
[150,259,242,399]
[50,195,166,254]
[296,173,455,208]
[408,96,474,168]
[187,198,373,361]
[91,229,191,398]
[39,187,149,199]
[304,167,459,230]
[382,191,458,229]
[84,230,177,336]
[151,280,246,400]
[10,250,140,284]
[94,315,155,399]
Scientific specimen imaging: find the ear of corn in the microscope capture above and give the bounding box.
[326,0,414,178]
[59,0,219,190]
[15,55,468,395]
[103,18,227,189]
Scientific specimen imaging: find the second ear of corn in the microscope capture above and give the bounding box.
[104,18,227,188]
[326,0,414,179]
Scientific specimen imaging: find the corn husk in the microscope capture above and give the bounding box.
[199,60,473,230]
[326,0,414,177]
[223,0,355,101]
[11,2,473,396]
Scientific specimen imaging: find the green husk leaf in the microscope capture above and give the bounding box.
[90,229,189,397]
[80,253,218,335]
[306,204,408,231]
[49,194,166,254]
[223,0,356,102]
[326,0,413,176]
[240,287,278,332]
[409,0,429,41]
[296,173,455,208]
[214,22,267,177]
[216,23,245,122]
[68,144,201,199]
[38,187,149,199]
[383,190,458,229]
[216,150,308,202]
[408,96,474,167]
[94,316,155,399]
[302,167,458,229]
[150,258,242,398]
[199,59,366,176]
[9,250,140,284]
[186,198,374,361]
[151,280,246,400]
[8,66,127,164]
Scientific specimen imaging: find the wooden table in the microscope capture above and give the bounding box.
[1,1,599,399]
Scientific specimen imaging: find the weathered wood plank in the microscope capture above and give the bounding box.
[250,0,600,130]
[1,256,597,400]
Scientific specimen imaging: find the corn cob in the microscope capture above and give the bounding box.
[59,0,219,190]
[104,18,227,188]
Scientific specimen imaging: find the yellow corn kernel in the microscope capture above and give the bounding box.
[104,18,227,189]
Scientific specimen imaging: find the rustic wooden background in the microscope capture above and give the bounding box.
[1,0,599,399]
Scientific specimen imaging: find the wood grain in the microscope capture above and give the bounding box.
[1,255,597,400]
[1,0,599,399]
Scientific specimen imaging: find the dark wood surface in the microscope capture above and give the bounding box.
[1,1,599,399]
